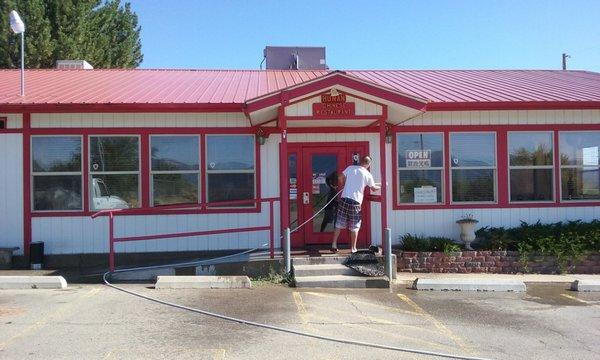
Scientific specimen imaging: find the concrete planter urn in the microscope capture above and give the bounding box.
[456,215,479,250]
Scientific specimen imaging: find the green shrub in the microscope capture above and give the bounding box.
[399,234,462,253]
[476,220,600,273]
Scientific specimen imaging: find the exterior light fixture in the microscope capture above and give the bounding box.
[385,125,393,144]
[9,10,25,96]
[256,127,267,145]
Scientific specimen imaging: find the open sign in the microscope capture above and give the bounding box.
[405,149,431,168]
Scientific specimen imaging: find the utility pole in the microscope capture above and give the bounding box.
[562,53,570,70]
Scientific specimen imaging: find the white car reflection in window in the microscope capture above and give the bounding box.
[92,178,129,210]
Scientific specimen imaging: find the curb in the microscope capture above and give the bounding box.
[413,278,526,292]
[0,276,68,289]
[571,279,600,292]
[155,275,252,289]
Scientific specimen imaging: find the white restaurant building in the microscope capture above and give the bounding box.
[1,68,600,265]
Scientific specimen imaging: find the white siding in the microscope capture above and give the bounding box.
[30,113,248,128]
[285,95,382,117]
[32,208,271,255]
[388,207,600,245]
[1,113,23,129]
[401,109,600,126]
[0,134,23,254]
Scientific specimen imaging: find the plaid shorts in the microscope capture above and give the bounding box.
[335,198,362,230]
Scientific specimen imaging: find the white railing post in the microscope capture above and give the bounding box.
[384,228,393,285]
[283,227,291,274]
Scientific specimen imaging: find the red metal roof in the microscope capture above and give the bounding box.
[0,69,598,109]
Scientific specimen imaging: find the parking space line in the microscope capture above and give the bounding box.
[396,294,474,355]
[212,348,227,359]
[0,287,102,351]
[296,292,459,351]
[560,293,600,308]
[292,292,310,325]
[302,306,458,352]
[303,291,421,316]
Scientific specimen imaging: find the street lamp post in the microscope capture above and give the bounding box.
[9,10,25,97]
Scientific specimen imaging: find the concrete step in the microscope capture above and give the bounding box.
[292,256,348,266]
[295,275,389,288]
[293,264,359,277]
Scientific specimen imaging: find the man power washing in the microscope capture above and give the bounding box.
[331,156,381,253]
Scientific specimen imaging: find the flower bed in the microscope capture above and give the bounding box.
[395,250,600,274]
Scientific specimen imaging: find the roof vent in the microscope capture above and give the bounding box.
[263,46,326,70]
[55,60,93,70]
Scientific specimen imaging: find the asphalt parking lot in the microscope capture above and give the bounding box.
[0,282,599,360]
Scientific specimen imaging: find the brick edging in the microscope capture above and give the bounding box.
[394,250,600,274]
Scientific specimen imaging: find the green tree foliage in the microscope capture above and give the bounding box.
[0,0,142,68]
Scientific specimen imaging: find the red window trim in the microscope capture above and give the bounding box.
[28,127,262,218]
[392,124,600,210]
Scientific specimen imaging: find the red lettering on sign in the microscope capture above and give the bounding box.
[312,102,356,117]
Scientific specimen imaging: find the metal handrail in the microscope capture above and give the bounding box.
[91,197,280,271]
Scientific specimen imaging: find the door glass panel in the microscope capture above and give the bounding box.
[312,154,338,233]
[288,154,298,229]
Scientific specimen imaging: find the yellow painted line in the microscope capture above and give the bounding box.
[302,309,457,352]
[292,292,310,325]
[305,298,442,336]
[561,293,600,308]
[303,291,421,316]
[0,287,101,351]
[396,294,474,355]
[212,348,227,360]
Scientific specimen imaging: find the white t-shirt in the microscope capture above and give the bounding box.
[341,165,376,205]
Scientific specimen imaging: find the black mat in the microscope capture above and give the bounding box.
[342,248,385,277]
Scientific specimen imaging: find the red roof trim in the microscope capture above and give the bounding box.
[426,100,600,111]
[0,103,243,113]
[245,72,428,113]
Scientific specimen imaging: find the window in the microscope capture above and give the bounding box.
[450,132,496,203]
[89,136,140,210]
[508,132,554,202]
[206,135,255,206]
[151,135,200,206]
[32,136,82,211]
[560,131,600,201]
[396,133,444,204]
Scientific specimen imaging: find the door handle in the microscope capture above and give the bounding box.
[302,192,310,205]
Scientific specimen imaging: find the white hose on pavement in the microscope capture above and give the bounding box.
[101,189,491,360]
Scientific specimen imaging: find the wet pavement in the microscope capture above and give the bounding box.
[0,282,598,359]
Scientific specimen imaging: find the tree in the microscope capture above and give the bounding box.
[0,0,142,69]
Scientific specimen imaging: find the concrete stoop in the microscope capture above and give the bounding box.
[292,256,389,288]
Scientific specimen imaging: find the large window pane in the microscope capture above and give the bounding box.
[560,132,600,166]
[151,136,199,171]
[398,170,442,203]
[207,173,255,203]
[207,135,254,170]
[33,175,81,211]
[450,133,496,167]
[91,174,139,210]
[510,169,553,201]
[452,169,495,202]
[32,136,81,172]
[397,133,443,168]
[153,174,199,206]
[509,132,553,166]
[90,137,139,172]
[561,168,600,200]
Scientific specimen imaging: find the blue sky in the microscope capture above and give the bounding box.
[129,0,600,72]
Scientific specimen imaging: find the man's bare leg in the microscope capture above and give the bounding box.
[350,229,359,252]
[331,228,341,250]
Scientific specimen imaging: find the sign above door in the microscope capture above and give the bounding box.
[312,92,356,118]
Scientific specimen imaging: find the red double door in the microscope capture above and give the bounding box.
[287,143,370,249]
